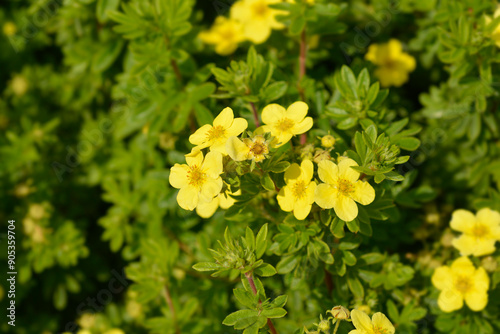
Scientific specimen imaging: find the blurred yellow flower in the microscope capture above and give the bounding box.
[261,101,313,147]
[230,0,285,44]
[11,75,29,96]
[277,160,316,220]
[450,208,500,257]
[3,22,17,36]
[349,309,395,334]
[169,149,223,211]
[315,158,375,222]
[104,330,125,334]
[432,256,489,312]
[487,5,500,47]
[365,39,416,87]
[189,107,248,155]
[226,134,270,162]
[76,330,92,334]
[321,134,336,148]
[196,185,241,218]
[199,16,245,55]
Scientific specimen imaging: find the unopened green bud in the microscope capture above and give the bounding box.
[327,305,350,320]
[321,135,336,148]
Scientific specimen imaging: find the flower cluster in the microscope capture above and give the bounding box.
[431,208,499,312]
[169,102,377,221]
[199,0,286,55]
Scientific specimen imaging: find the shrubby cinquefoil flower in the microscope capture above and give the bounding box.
[226,134,270,162]
[189,107,248,155]
[432,256,490,312]
[196,185,241,218]
[199,16,245,55]
[261,101,313,147]
[315,158,375,222]
[169,149,223,211]
[277,160,316,220]
[349,309,395,334]
[450,208,500,257]
[365,39,416,87]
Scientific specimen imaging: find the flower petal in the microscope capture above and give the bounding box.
[219,189,239,209]
[465,290,488,312]
[315,183,336,209]
[262,104,286,125]
[450,209,475,233]
[226,117,248,137]
[177,186,199,211]
[293,201,312,220]
[189,124,212,146]
[318,160,339,184]
[275,132,293,147]
[202,151,223,177]
[185,149,204,167]
[350,309,373,332]
[226,136,250,161]
[438,289,464,313]
[284,163,301,183]
[338,158,360,183]
[471,267,490,292]
[333,195,358,222]
[431,266,453,291]
[292,117,313,135]
[300,159,314,181]
[476,208,500,230]
[306,182,316,204]
[351,180,375,205]
[372,312,395,334]
[199,178,222,203]
[450,256,475,276]
[213,107,234,128]
[277,186,294,212]
[286,101,308,122]
[196,197,219,218]
[169,164,189,189]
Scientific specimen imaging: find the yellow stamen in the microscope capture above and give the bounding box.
[187,165,207,188]
[292,180,307,199]
[207,125,226,141]
[276,118,294,132]
[337,178,354,196]
[252,2,269,17]
[472,224,489,238]
[454,276,472,294]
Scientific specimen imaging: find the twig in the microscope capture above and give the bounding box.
[244,271,279,334]
[250,102,261,127]
[163,285,180,334]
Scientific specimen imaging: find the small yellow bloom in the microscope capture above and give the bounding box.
[104,330,125,334]
[11,75,29,96]
[349,309,394,334]
[226,134,270,162]
[432,256,490,312]
[3,22,17,36]
[261,101,313,147]
[77,330,92,334]
[327,305,350,320]
[321,135,336,148]
[199,16,246,55]
[365,39,416,87]
[315,158,375,222]
[230,0,285,44]
[450,208,500,257]
[196,185,241,218]
[169,149,223,211]
[189,107,248,155]
[487,5,500,47]
[277,160,316,220]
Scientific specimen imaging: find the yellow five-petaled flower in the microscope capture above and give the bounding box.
[432,256,490,312]
[199,16,245,56]
[226,134,270,162]
[450,208,500,257]
[315,158,375,222]
[169,149,223,211]
[189,107,248,155]
[277,160,316,220]
[349,309,395,334]
[261,101,313,147]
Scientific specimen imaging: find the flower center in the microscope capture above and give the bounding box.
[276,118,294,132]
[207,125,226,141]
[187,165,207,188]
[337,178,354,196]
[373,327,390,334]
[250,142,267,155]
[292,180,307,199]
[252,2,269,18]
[454,276,472,294]
[472,224,489,238]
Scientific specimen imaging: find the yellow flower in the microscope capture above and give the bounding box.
[199,16,246,55]
[169,149,223,211]
[196,186,241,218]
[432,256,490,312]
[315,158,375,222]
[189,107,248,155]
[230,0,285,44]
[3,22,17,36]
[486,5,500,47]
[321,135,336,148]
[261,101,313,147]
[349,309,395,334]
[450,208,500,257]
[226,134,270,162]
[277,160,316,220]
[365,39,416,87]
[104,330,125,334]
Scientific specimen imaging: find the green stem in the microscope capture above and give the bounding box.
[244,272,279,334]
[332,320,340,334]
[250,102,261,127]
[162,285,180,334]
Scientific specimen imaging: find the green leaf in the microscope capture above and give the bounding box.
[245,226,256,251]
[192,262,222,272]
[386,299,400,323]
[97,0,121,22]
[347,275,364,298]
[193,103,214,126]
[91,39,124,73]
[254,263,277,277]
[338,117,358,130]
[269,161,290,173]
[53,285,67,310]
[233,288,256,309]
[263,81,288,102]
[330,218,345,238]
[261,173,275,191]
[262,308,287,318]
[394,137,420,151]
[276,255,298,274]
[223,309,259,326]
[346,219,360,233]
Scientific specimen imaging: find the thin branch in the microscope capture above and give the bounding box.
[250,102,261,127]
[244,272,279,334]
[162,285,180,334]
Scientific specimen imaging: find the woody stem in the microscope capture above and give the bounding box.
[250,102,260,127]
[244,271,278,334]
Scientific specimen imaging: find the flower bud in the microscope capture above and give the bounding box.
[481,256,497,272]
[3,22,17,36]
[317,319,330,331]
[321,135,336,148]
[328,305,350,320]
